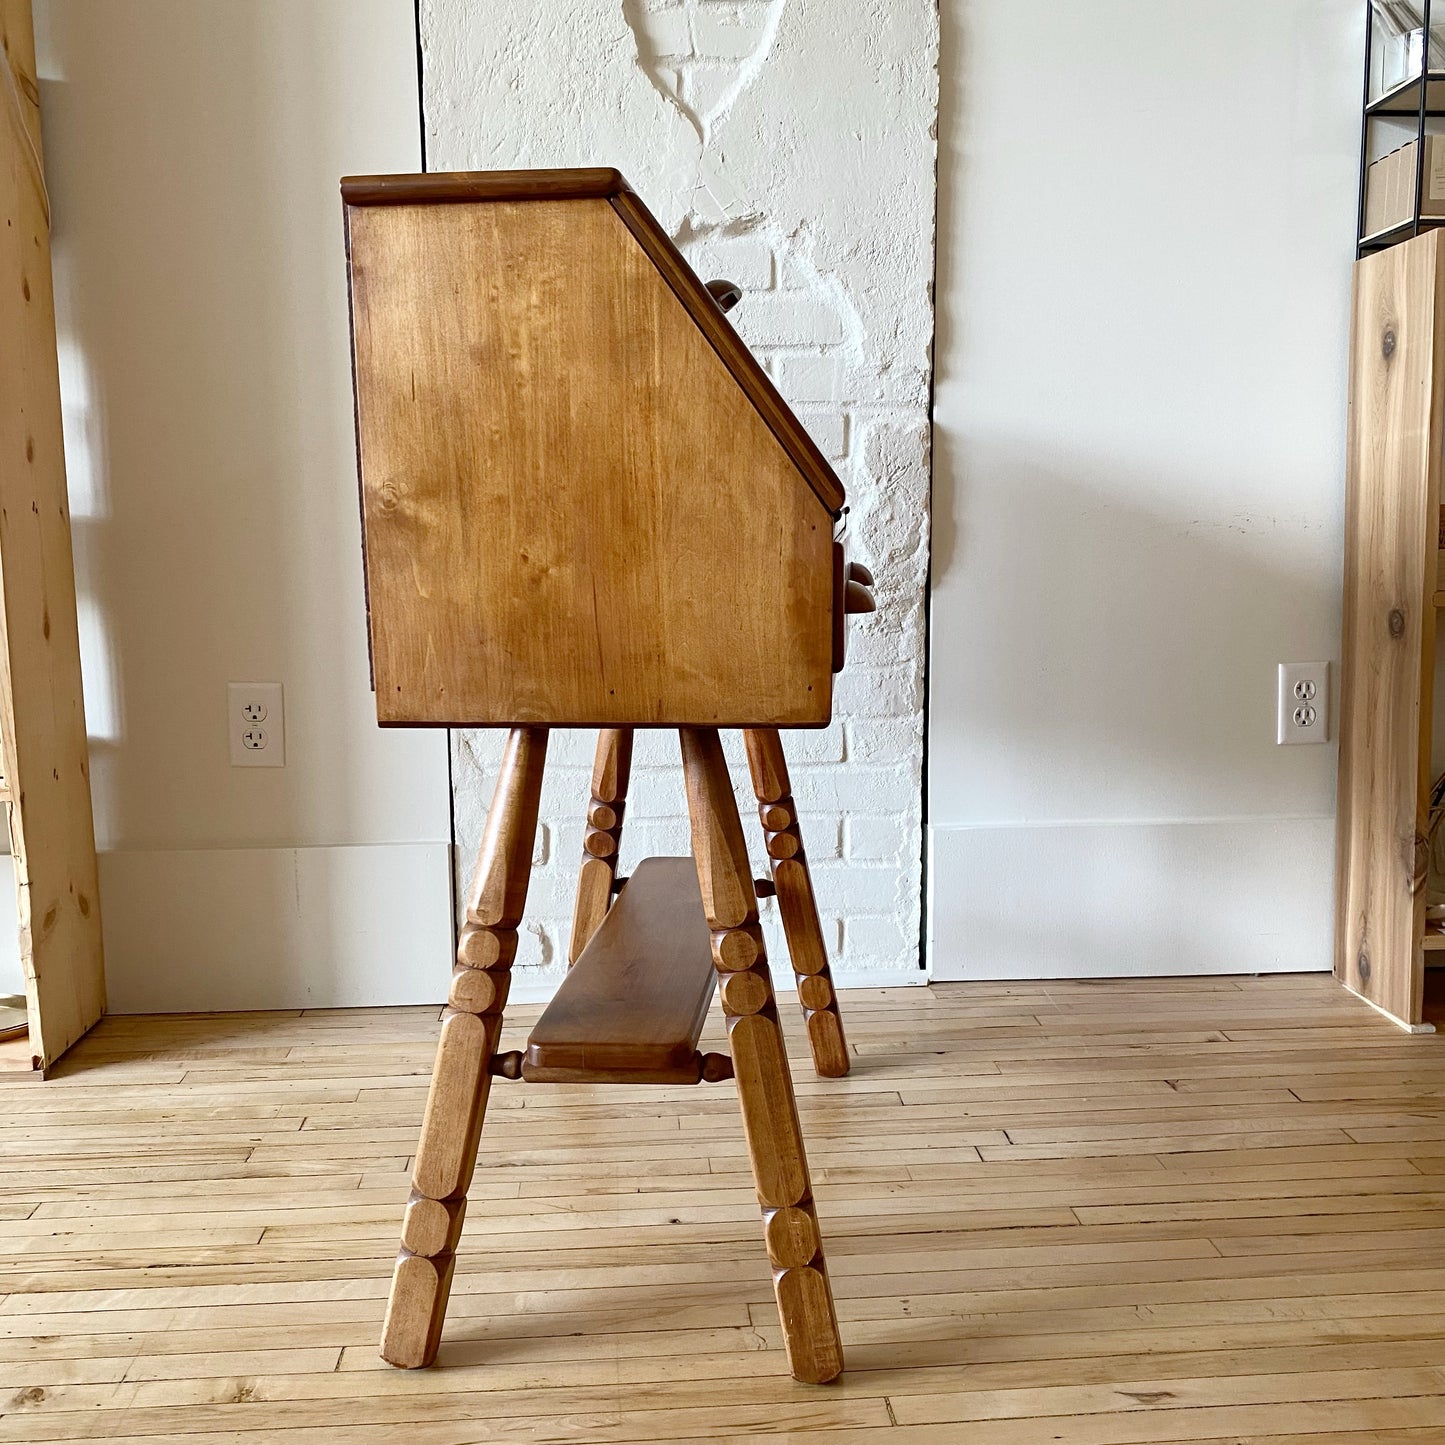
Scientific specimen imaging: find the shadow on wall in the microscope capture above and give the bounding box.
[39,1,400,857]
[27,2,452,1014]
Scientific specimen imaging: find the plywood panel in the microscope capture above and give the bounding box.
[0,0,105,1066]
[346,196,835,727]
[1335,229,1445,1027]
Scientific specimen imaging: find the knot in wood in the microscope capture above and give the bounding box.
[1389,608,1406,638]
[1357,952,1371,984]
[1383,327,1397,358]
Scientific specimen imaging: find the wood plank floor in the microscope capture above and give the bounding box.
[1,974,1444,1443]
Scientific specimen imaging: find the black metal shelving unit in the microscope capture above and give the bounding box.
[1359,0,1445,255]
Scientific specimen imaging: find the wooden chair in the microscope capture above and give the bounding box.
[341,168,875,1384]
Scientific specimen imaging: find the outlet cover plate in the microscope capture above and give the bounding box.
[1277,662,1330,745]
[228,682,285,767]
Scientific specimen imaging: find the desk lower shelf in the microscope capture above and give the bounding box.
[522,857,723,1085]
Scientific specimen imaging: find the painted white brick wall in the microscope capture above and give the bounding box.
[423,0,938,998]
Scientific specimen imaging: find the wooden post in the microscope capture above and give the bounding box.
[568,728,633,962]
[380,726,548,1368]
[743,728,849,1077]
[679,727,843,1384]
[0,0,106,1070]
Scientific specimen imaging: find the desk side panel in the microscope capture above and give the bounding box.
[346,196,834,727]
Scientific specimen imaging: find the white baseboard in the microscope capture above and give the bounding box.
[98,842,453,1012]
[503,965,927,1006]
[2,844,923,1016]
[927,816,1335,981]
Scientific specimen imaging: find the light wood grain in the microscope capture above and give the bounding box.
[1336,229,1445,1027]
[680,726,843,1383]
[0,0,105,1071]
[605,187,845,515]
[346,195,836,726]
[0,975,1438,1440]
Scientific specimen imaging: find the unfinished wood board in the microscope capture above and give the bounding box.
[0,0,105,1069]
[525,857,717,1084]
[1336,229,1445,1029]
[345,194,836,727]
[1,976,1443,1440]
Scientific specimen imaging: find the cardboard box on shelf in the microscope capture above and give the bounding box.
[1365,136,1445,240]
[1365,147,1394,236]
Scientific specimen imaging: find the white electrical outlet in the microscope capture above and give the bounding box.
[1277,662,1330,745]
[228,682,285,767]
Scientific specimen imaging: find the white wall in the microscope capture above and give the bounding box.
[929,1,1361,977]
[27,1,452,1010]
[423,0,939,999]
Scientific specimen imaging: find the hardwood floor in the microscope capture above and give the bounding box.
[1,974,1443,1443]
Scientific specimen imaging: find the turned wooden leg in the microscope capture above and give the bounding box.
[568,728,633,963]
[679,727,844,1385]
[380,726,548,1369]
[743,728,850,1078]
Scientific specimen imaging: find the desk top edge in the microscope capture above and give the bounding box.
[340,168,631,206]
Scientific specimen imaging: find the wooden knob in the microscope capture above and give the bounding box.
[706,278,742,312]
[700,1052,734,1083]
[844,579,875,614]
[489,1050,523,1079]
[847,561,874,586]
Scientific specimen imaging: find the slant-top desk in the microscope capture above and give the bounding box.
[343,167,876,1384]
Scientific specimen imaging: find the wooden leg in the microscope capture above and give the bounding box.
[679,727,844,1385]
[568,728,633,963]
[380,726,548,1369]
[743,728,850,1078]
